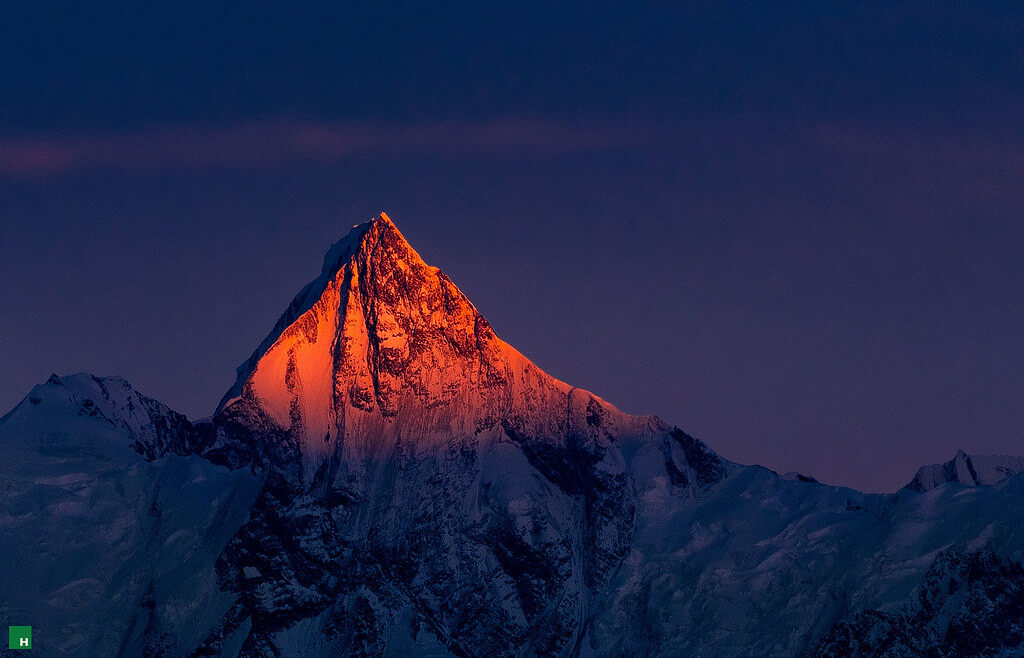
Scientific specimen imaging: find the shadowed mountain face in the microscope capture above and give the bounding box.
[815,546,1024,657]
[904,449,1024,493]
[2,213,1023,657]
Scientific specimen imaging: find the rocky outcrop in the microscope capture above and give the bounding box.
[815,546,1024,657]
[904,449,1024,492]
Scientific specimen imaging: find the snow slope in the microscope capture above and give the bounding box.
[0,375,263,655]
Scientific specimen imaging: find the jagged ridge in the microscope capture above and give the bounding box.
[905,449,1024,492]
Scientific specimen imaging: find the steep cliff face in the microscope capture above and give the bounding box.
[213,213,658,476]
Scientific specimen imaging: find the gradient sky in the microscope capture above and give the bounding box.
[1,2,1022,492]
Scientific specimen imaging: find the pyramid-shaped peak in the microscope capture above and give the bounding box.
[216,211,658,476]
[218,211,446,413]
[319,211,428,279]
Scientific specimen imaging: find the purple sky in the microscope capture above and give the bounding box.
[1,3,1022,492]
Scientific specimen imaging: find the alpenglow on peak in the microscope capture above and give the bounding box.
[215,212,658,475]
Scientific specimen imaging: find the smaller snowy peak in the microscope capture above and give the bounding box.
[1,373,191,459]
[904,449,1024,492]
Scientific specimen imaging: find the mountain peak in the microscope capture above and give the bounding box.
[1,373,190,460]
[219,212,433,413]
[904,450,1024,492]
[319,211,426,279]
[376,209,394,226]
[217,212,657,476]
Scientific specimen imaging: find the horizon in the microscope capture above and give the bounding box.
[2,3,1023,493]
[2,208,1020,494]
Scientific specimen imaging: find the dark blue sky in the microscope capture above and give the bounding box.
[1,2,1022,491]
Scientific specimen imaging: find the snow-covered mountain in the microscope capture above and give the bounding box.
[904,449,1024,493]
[2,213,1023,657]
[212,212,659,477]
[0,374,263,655]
